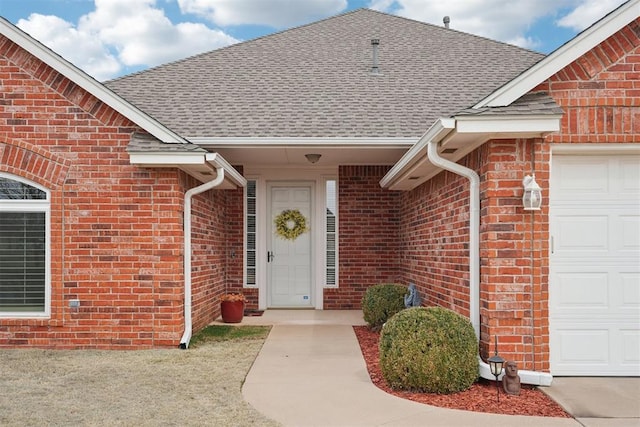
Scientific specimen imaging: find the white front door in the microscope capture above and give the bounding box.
[549,153,640,376]
[267,183,313,308]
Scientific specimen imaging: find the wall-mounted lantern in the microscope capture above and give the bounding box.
[522,174,542,211]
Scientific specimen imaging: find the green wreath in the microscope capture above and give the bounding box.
[274,209,308,240]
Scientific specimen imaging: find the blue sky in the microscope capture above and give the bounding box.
[0,0,629,81]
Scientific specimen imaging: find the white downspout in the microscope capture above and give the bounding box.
[179,167,225,349]
[427,133,552,386]
[426,140,480,338]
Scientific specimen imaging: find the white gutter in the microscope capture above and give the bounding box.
[179,164,225,349]
[426,119,553,386]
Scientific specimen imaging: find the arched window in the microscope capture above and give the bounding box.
[0,173,50,317]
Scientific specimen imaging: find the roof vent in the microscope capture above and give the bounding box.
[371,39,380,74]
[443,16,450,29]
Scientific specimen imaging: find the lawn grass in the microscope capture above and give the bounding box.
[190,324,271,347]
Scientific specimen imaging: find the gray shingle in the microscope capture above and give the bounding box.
[456,92,564,117]
[127,132,206,153]
[106,9,545,139]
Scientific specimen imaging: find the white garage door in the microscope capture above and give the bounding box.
[550,153,640,376]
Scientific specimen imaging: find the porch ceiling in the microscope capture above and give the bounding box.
[197,141,414,168]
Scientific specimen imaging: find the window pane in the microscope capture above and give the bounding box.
[0,212,46,311]
[0,177,46,200]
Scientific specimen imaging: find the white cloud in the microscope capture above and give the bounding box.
[17,0,239,81]
[79,0,238,67]
[17,14,121,81]
[177,0,347,27]
[369,0,574,50]
[557,0,628,31]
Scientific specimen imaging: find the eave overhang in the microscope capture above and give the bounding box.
[129,151,246,189]
[380,114,561,191]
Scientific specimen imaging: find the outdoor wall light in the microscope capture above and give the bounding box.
[305,154,321,164]
[522,174,542,211]
[487,335,505,402]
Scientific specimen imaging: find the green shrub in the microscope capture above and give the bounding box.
[361,284,407,330]
[379,306,478,394]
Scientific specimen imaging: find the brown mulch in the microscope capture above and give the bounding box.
[353,326,571,418]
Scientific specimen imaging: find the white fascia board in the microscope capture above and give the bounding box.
[206,153,247,188]
[380,118,455,188]
[189,137,417,147]
[475,0,639,108]
[129,152,206,166]
[0,18,186,144]
[455,115,562,134]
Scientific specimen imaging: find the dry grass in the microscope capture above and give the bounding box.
[0,328,280,426]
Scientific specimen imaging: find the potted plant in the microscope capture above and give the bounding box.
[220,293,246,323]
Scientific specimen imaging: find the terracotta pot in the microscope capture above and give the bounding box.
[220,300,244,323]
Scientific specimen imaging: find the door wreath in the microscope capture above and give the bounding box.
[274,209,308,240]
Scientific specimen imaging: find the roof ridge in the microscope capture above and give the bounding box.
[109,7,543,84]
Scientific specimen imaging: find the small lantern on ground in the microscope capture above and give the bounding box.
[487,336,505,402]
[522,174,542,211]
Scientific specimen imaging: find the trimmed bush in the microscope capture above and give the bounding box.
[379,306,478,394]
[361,284,407,330]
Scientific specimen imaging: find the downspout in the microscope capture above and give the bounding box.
[426,129,552,386]
[179,167,225,349]
[426,140,480,338]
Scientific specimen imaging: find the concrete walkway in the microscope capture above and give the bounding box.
[240,310,608,427]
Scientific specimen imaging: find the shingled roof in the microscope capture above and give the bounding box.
[106,8,545,140]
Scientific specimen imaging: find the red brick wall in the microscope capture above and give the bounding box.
[535,18,640,144]
[325,165,401,309]
[398,152,481,319]
[476,139,549,371]
[189,167,250,330]
[0,35,233,348]
[189,178,227,333]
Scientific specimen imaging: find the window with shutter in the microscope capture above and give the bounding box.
[325,179,337,287]
[245,179,257,287]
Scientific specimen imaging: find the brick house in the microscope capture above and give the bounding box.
[1,1,638,382]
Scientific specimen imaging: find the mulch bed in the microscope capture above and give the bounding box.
[353,326,571,418]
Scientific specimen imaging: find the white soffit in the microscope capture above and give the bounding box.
[475,0,639,108]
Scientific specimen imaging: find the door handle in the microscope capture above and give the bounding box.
[267,251,274,262]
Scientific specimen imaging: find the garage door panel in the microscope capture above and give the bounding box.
[620,215,640,251]
[553,269,640,309]
[553,158,610,198]
[621,329,640,367]
[553,328,609,364]
[554,215,608,253]
[551,153,640,376]
[620,273,640,308]
[551,324,640,375]
[620,158,640,193]
[554,272,608,309]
